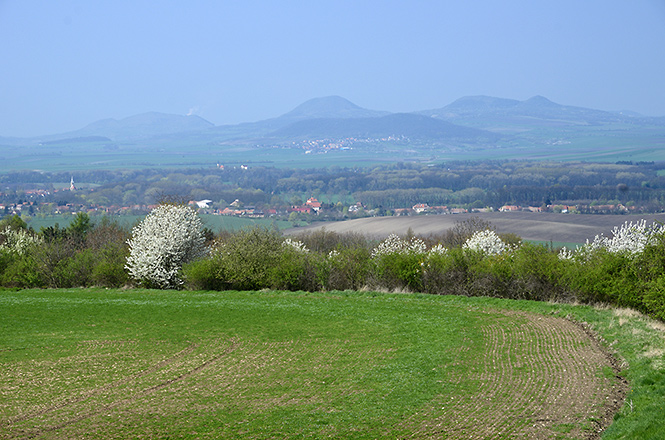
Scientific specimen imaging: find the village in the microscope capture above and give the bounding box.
[0,185,634,223]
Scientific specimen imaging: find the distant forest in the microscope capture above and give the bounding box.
[3,160,665,214]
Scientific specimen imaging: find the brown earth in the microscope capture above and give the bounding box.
[401,310,627,439]
[290,212,665,244]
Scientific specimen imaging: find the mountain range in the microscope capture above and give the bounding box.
[1,95,664,170]
[4,94,661,146]
[418,95,660,127]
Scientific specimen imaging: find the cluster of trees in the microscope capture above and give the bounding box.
[3,208,665,322]
[0,213,130,288]
[5,160,665,214]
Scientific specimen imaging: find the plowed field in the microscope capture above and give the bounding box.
[401,311,626,439]
[292,212,665,244]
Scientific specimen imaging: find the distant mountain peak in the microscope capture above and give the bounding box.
[294,96,362,111]
[278,96,389,121]
[522,95,558,107]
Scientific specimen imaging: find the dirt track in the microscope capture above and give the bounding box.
[404,310,627,439]
[291,212,665,243]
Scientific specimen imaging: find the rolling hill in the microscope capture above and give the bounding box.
[65,112,215,140]
[268,112,501,142]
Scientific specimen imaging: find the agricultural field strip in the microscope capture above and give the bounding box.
[296,212,665,244]
[2,339,239,439]
[400,311,626,439]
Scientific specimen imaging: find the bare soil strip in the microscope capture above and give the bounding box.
[404,311,627,439]
[292,212,665,243]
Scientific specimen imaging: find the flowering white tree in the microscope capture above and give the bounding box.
[371,234,448,259]
[560,219,664,260]
[0,226,42,255]
[462,229,509,256]
[126,204,206,288]
[282,238,310,253]
[371,234,427,258]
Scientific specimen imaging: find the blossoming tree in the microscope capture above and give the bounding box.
[126,204,206,288]
[560,219,665,260]
[462,229,510,256]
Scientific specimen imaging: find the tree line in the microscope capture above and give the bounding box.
[3,160,665,213]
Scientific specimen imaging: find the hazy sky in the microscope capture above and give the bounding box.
[2,0,665,137]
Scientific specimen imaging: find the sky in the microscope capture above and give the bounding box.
[1,0,665,137]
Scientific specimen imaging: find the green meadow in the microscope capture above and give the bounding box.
[26,214,293,233]
[1,289,664,439]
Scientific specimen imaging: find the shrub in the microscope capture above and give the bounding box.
[91,243,129,287]
[86,217,130,251]
[643,277,665,321]
[561,249,641,307]
[82,217,130,287]
[271,240,321,291]
[422,248,470,296]
[560,219,665,260]
[293,229,372,254]
[125,204,206,289]
[1,254,41,288]
[322,247,373,291]
[371,234,428,291]
[434,216,495,248]
[52,249,97,287]
[182,255,227,291]
[198,227,285,291]
[0,226,42,255]
[0,226,43,286]
[468,243,571,302]
[0,214,29,233]
[29,236,77,287]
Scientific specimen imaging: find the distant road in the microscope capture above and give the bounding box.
[287,212,665,244]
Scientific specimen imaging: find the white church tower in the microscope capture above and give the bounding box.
[70,176,76,191]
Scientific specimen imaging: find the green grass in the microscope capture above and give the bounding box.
[25,214,294,233]
[199,214,293,232]
[526,240,582,249]
[1,289,663,438]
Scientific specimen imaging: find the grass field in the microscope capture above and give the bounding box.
[26,214,293,234]
[2,289,664,439]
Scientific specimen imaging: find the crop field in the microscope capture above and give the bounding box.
[294,212,665,245]
[26,214,293,234]
[3,289,659,439]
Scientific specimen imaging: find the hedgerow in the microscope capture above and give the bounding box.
[1,211,665,321]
